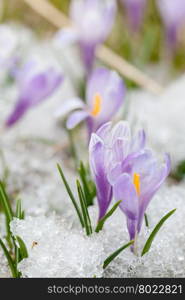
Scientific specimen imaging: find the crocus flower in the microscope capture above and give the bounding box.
[56,67,125,137]
[54,0,116,72]
[157,0,185,48]
[5,60,63,127]
[89,121,171,242]
[121,0,147,31]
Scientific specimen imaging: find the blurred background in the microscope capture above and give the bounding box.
[1,0,185,79]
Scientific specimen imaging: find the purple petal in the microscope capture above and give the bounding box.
[66,110,89,129]
[113,173,139,221]
[86,68,125,128]
[123,0,147,31]
[130,129,146,153]
[89,135,112,220]
[53,28,79,47]
[5,98,30,127]
[55,97,85,118]
[70,0,116,45]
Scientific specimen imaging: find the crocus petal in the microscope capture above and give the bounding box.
[53,28,79,48]
[70,0,116,45]
[86,68,125,128]
[55,97,85,118]
[110,121,130,145]
[113,173,139,220]
[123,0,147,31]
[5,99,30,127]
[137,153,171,233]
[21,69,63,106]
[96,121,112,144]
[130,129,146,153]
[66,110,89,129]
[89,134,112,219]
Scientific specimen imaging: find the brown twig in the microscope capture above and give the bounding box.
[23,0,163,95]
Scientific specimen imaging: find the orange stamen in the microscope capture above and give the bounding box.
[91,93,102,116]
[133,173,140,196]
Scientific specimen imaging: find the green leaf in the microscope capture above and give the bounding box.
[76,180,92,236]
[0,238,17,278]
[0,181,13,224]
[141,209,176,256]
[15,199,21,219]
[103,240,134,269]
[78,162,95,207]
[95,200,122,233]
[16,236,28,260]
[57,164,84,228]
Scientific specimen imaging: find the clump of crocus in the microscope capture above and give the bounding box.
[54,0,116,73]
[157,0,185,49]
[89,121,171,245]
[56,67,125,138]
[121,0,147,32]
[5,60,63,127]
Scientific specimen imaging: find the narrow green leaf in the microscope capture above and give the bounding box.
[95,200,122,233]
[103,240,134,269]
[0,238,17,278]
[141,209,176,256]
[15,199,22,219]
[0,181,13,224]
[76,180,92,235]
[16,236,28,260]
[57,164,84,228]
[78,162,94,207]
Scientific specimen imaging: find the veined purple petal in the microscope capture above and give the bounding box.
[55,97,85,118]
[113,173,139,221]
[89,134,112,220]
[66,110,89,129]
[86,68,125,129]
[130,129,146,153]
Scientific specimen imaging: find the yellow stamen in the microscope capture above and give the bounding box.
[133,173,140,196]
[91,93,102,117]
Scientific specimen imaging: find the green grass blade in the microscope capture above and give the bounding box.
[0,238,17,278]
[57,164,84,228]
[103,240,134,269]
[76,180,92,235]
[15,199,22,219]
[95,200,122,233]
[16,236,28,260]
[141,209,176,256]
[0,181,13,224]
[78,162,94,207]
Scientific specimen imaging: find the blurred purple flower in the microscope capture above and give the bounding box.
[157,0,185,48]
[5,61,63,127]
[90,121,171,243]
[121,0,147,31]
[54,0,116,72]
[56,67,125,137]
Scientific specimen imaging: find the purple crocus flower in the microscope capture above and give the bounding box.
[90,121,171,243]
[121,0,147,31]
[5,61,63,127]
[56,67,125,137]
[54,0,116,72]
[157,0,185,48]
